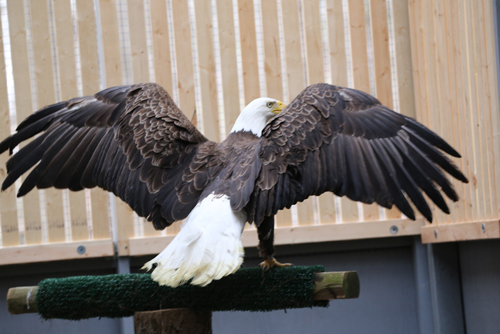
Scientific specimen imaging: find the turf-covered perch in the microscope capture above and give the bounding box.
[7,266,359,320]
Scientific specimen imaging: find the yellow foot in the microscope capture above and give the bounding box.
[259,258,292,271]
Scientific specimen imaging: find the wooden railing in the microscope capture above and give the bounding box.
[0,0,498,265]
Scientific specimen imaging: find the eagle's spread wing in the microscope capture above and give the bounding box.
[0,83,213,229]
[246,83,468,225]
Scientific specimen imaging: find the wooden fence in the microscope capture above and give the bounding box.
[0,0,498,265]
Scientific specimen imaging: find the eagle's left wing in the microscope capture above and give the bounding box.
[243,83,468,225]
[0,83,215,230]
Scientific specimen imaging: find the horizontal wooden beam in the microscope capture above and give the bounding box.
[421,220,500,244]
[129,218,423,256]
[0,239,114,265]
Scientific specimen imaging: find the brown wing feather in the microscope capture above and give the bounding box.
[0,83,217,230]
[246,83,468,225]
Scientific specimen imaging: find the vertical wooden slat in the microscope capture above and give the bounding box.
[446,0,466,222]
[472,0,494,219]
[302,0,323,84]
[150,0,172,93]
[392,0,416,118]
[420,0,442,223]
[261,0,291,227]
[462,0,482,221]
[348,0,370,93]
[348,0,375,221]
[392,0,415,220]
[369,0,392,107]
[168,0,196,234]
[297,0,324,226]
[216,0,240,134]
[53,0,89,241]
[352,0,378,220]
[100,0,123,87]
[171,0,195,118]
[126,0,158,238]
[377,0,403,217]
[408,0,426,123]
[194,0,219,141]
[408,0,434,222]
[280,0,305,225]
[98,0,135,249]
[448,0,472,222]
[238,0,260,104]
[76,0,100,95]
[0,7,18,247]
[281,0,305,98]
[483,0,500,219]
[326,0,347,87]
[324,0,347,225]
[127,0,149,83]
[7,0,41,245]
[456,0,478,221]
[30,0,66,242]
[76,0,111,239]
[436,0,456,223]
[260,0,282,100]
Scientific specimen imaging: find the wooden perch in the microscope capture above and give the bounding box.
[7,271,359,315]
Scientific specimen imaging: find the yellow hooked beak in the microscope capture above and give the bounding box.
[272,101,286,114]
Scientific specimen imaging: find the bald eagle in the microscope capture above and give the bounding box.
[0,83,468,287]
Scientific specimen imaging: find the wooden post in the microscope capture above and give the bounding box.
[134,309,212,334]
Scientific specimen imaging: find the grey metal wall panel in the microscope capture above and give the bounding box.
[460,240,500,334]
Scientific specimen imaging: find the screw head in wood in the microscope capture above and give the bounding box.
[390,225,398,234]
[77,245,86,255]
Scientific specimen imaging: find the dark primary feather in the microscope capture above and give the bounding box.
[247,83,468,225]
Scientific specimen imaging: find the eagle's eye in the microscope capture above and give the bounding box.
[266,101,274,108]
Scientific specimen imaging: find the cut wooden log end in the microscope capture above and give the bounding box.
[7,286,39,314]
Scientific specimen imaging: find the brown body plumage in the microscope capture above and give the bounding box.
[0,83,468,286]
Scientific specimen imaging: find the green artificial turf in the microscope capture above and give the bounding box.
[36,266,328,320]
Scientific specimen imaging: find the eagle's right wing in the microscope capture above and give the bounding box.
[246,83,468,226]
[0,83,215,229]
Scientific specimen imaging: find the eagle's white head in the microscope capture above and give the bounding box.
[230,97,286,137]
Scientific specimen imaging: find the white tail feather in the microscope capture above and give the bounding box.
[142,193,246,287]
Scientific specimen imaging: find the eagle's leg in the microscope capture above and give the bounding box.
[257,216,292,270]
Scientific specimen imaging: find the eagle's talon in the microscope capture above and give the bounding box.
[259,258,292,271]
